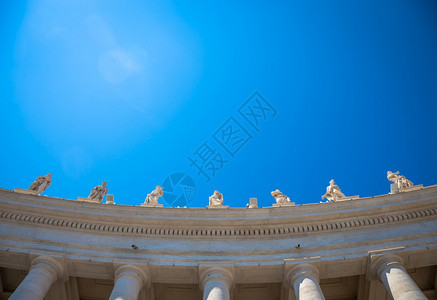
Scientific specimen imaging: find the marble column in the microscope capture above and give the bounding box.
[109,265,149,300]
[10,256,64,300]
[371,254,427,300]
[286,263,325,300]
[200,267,233,300]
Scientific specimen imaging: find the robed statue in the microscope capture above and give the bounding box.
[271,189,291,204]
[29,174,52,195]
[145,185,164,205]
[321,179,346,202]
[387,171,413,190]
[88,181,108,203]
[209,190,224,206]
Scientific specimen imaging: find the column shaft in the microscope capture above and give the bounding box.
[200,267,233,300]
[109,265,148,300]
[286,263,326,300]
[109,276,142,300]
[10,256,64,300]
[293,275,325,300]
[379,265,427,300]
[10,267,55,300]
[203,278,230,300]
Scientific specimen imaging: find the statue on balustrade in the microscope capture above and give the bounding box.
[209,190,223,206]
[88,181,108,203]
[145,185,164,205]
[271,189,291,204]
[321,179,346,202]
[28,173,52,195]
[387,171,413,190]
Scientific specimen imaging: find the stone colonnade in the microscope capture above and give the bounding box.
[9,254,428,300]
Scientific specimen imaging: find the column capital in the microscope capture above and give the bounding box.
[284,257,321,289]
[199,267,234,290]
[368,253,404,281]
[285,263,320,289]
[114,264,150,288]
[30,256,65,282]
[366,246,405,280]
[367,252,427,299]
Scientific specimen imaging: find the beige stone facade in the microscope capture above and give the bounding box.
[0,185,436,299]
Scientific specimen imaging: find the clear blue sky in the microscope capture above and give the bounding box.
[1,0,436,208]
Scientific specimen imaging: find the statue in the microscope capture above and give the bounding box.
[28,173,52,195]
[387,171,413,190]
[88,181,108,203]
[209,190,223,206]
[321,179,346,202]
[271,189,291,204]
[145,185,164,205]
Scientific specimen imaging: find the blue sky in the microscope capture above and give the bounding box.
[1,0,436,208]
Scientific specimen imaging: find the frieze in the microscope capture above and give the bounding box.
[1,207,435,238]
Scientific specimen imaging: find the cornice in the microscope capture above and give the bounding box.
[0,204,435,239]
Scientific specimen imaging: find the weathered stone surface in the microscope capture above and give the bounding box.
[15,174,52,195]
[143,185,164,206]
[387,171,422,193]
[0,185,436,299]
[369,254,427,300]
[271,189,293,206]
[248,198,258,208]
[88,181,108,203]
[320,179,358,202]
[9,256,64,300]
[28,173,52,195]
[209,190,224,207]
[106,194,115,204]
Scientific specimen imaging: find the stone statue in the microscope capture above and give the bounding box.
[209,190,223,206]
[88,181,108,203]
[387,171,413,190]
[321,179,346,202]
[271,189,291,204]
[145,185,164,205]
[28,173,52,195]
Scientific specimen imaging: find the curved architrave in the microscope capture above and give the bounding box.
[0,186,436,285]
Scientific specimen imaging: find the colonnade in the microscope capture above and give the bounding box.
[9,255,427,300]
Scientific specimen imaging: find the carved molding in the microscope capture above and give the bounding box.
[199,267,234,290]
[286,263,320,287]
[113,264,150,288]
[284,257,321,289]
[367,253,405,281]
[30,256,66,282]
[0,207,435,238]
